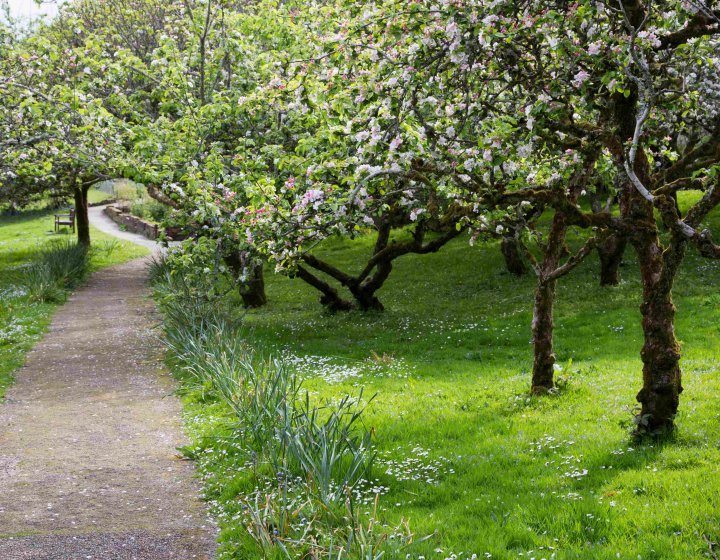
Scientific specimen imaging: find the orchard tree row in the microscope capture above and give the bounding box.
[1,0,719,436]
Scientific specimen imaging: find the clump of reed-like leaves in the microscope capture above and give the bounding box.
[150,253,412,557]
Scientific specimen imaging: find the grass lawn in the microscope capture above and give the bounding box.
[173,195,720,559]
[88,187,114,204]
[0,208,148,397]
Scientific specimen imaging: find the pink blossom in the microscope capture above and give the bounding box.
[301,189,324,209]
[572,70,591,88]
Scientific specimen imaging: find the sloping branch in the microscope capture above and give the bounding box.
[545,235,602,282]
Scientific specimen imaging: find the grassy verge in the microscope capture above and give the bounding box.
[0,208,148,397]
[156,198,720,559]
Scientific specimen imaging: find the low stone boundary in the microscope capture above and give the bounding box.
[104,205,159,240]
[89,198,117,207]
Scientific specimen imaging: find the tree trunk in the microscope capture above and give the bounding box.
[632,228,684,436]
[531,279,557,394]
[239,263,267,308]
[597,233,627,286]
[609,68,685,435]
[351,259,392,311]
[500,236,527,276]
[529,209,570,394]
[224,251,267,308]
[623,152,684,435]
[74,186,90,246]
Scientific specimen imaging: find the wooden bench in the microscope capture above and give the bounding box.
[54,209,76,233]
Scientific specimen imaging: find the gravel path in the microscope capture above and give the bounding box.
[88,205,163,251]
[0,258,216,559]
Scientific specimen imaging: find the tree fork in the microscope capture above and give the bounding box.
[293,266,354,311]
[528,207,570,395]
[350,260,392,311]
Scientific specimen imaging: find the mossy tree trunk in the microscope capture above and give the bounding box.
[529,210,568,395]
[627,187,685,435]
[610,83,685,436]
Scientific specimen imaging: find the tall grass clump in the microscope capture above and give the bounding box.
[22,240,89,303]
[150,251,410,558]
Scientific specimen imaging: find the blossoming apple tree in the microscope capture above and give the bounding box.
[227,0,720,433]
[0,14,128,245]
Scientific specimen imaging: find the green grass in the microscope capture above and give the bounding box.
[87,187,113,204]
[0,208,149,397]
[172,194,720,559]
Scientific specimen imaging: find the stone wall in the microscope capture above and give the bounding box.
[89,198,117,208]
[104,205,159,240]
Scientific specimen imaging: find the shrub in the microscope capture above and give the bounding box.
[128,199,170,223]
[161,306,376,504]
[147,201,170,222]
[130,201,147,219]
[283,390,376,507]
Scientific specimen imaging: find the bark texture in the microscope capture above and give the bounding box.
[610,82,685,435]
[531,279,557,394]
[629,191,684,435]
[597,233,627,286]
[74,186,90,246]
[530,210,569,394]
[500,236,527,276]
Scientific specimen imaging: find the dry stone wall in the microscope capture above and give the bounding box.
[104,205,159,240]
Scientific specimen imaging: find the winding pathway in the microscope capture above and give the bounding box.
[0,212,216,559]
